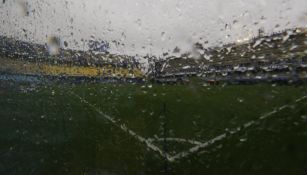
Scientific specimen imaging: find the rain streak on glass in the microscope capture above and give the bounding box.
[0,0,307,175]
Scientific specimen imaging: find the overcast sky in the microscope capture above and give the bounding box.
[0,0,306,57]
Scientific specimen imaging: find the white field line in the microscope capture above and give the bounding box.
[72,91,307,163]
[71,92,173,161]
[147,137,203,145]
[168,95,307,162]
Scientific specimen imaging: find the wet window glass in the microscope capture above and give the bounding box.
[0,0,307,174]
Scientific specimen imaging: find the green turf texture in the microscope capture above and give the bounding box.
[0,83,307,175]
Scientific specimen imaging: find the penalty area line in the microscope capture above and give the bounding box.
[71,92,173,161]
[168,95,307,162]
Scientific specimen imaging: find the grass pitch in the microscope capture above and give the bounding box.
[0,82,307,175]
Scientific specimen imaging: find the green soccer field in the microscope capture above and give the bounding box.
[0,82,307,175]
